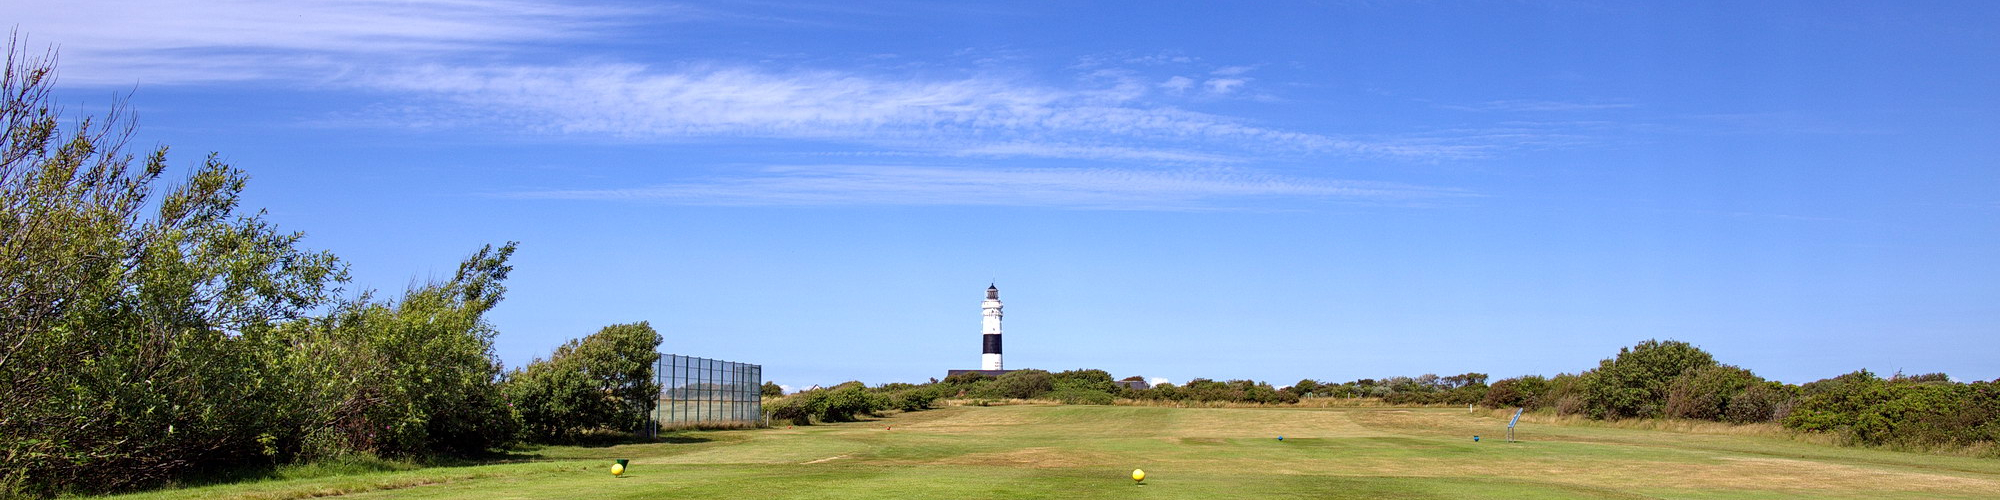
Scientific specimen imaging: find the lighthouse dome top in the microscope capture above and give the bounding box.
[986,284,999,299]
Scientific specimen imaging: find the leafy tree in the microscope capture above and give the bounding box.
[990,370,1054,399]
[1582,340,1718,419]
[761,381,785,398]
[765,390,823,426]
[1723,382,1796,423]
[256,243,522,458]
[943,371,993,385]
[817,385,886,422]
[1662,365,1762,421]
[1441,373,1489,389]
[1051,369,1117,393]
[1482,376,1549,409]
[504,321,663,442]
[1287,379,1322,397]
[888,385,946,411]
[0,40,345,495]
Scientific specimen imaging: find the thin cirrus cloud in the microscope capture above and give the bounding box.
[361,63,1483,161]
[1443,100,1638,112]
[18,0,1490,163]
[503,166,1470,210]
[13,0,642,85]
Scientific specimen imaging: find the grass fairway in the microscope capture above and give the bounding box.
[106,405,2000,499]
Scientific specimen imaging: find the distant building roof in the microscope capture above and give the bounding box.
[1114,379,1150,390]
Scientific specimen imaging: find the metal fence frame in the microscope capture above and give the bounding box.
[653,354,763,434]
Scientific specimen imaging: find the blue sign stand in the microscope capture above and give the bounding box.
[1506,408,1523,442]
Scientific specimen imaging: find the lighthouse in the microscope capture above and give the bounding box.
[981,284,1004,370]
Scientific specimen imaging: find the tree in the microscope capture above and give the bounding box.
[1482,376,1550,410]
[1582,340,1719,419]
[1662,365,1762,421]
[254,243,522,458]
[1287,379,1322,397]
[761,381,785,398]
[1,38,346,495]
[1051,369,1117,393]
[991,370,1054,399]
[504,322,663,442]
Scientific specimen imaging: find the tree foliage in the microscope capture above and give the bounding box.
[1784,371,2000,447]
[0,45,536,496]
[1581,339,1718,419]
[251,243,522,460]
[504,322,663,442]
[0,41,348,495]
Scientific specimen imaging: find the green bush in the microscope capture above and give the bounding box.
[1582,340,1718,419]
[259,244,522,459]
[1724,382,1796,423]
[1046,389,1116,405]
[1052,369,1118,393]
[1482,376,1549,410]
[890,386,946,412]
[818,385,885,422]
[765,391,822,426]
[1546,373,1590,415]
[989,370,1054,399]
[1783,373,2000,447]
[1662,365,1762,421]
[504,322,663,442]
[0,45,536,495]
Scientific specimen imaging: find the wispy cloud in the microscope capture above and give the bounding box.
[1204,78,1248,94]
[15,0,642,84]
[940,142,1245,164]
[357,63,1478,160]
[16,0,1492,163]
[1210,65,1255,76]
[1442,99,1637,112]
[503,166,1471,210]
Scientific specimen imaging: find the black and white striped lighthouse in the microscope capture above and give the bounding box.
[980,284,1004,370]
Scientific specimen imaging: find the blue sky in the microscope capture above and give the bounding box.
[15,1,1998,388]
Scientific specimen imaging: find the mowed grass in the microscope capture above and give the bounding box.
[101,405,2000,499]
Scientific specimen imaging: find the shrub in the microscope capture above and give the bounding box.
[1662,365,1761,421]
[990,370,1054,399]
[504,322,663,442]
[1482,376,1549,410]
[1724,382,1796,423]
[1784,374,2000,447]
[890,386,945,412]
[1052,369,1118,393]
[766,392,822,426]
[1047,389,1116,405]
[1547,373,1591,415]
[943,371,993,386]
[818,385,885,422]
[1582,340,1718,419]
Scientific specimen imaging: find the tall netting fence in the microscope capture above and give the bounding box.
[654,354,763,433]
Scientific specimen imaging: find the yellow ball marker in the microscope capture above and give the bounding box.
[1132,468,1146,484]
[611,463,625,477]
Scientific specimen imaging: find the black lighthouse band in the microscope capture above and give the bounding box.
[983,333,1002,354]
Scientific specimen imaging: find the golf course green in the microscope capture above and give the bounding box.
[104,405,2000,499]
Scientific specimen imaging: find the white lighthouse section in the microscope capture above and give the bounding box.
[981,285,1004,370]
